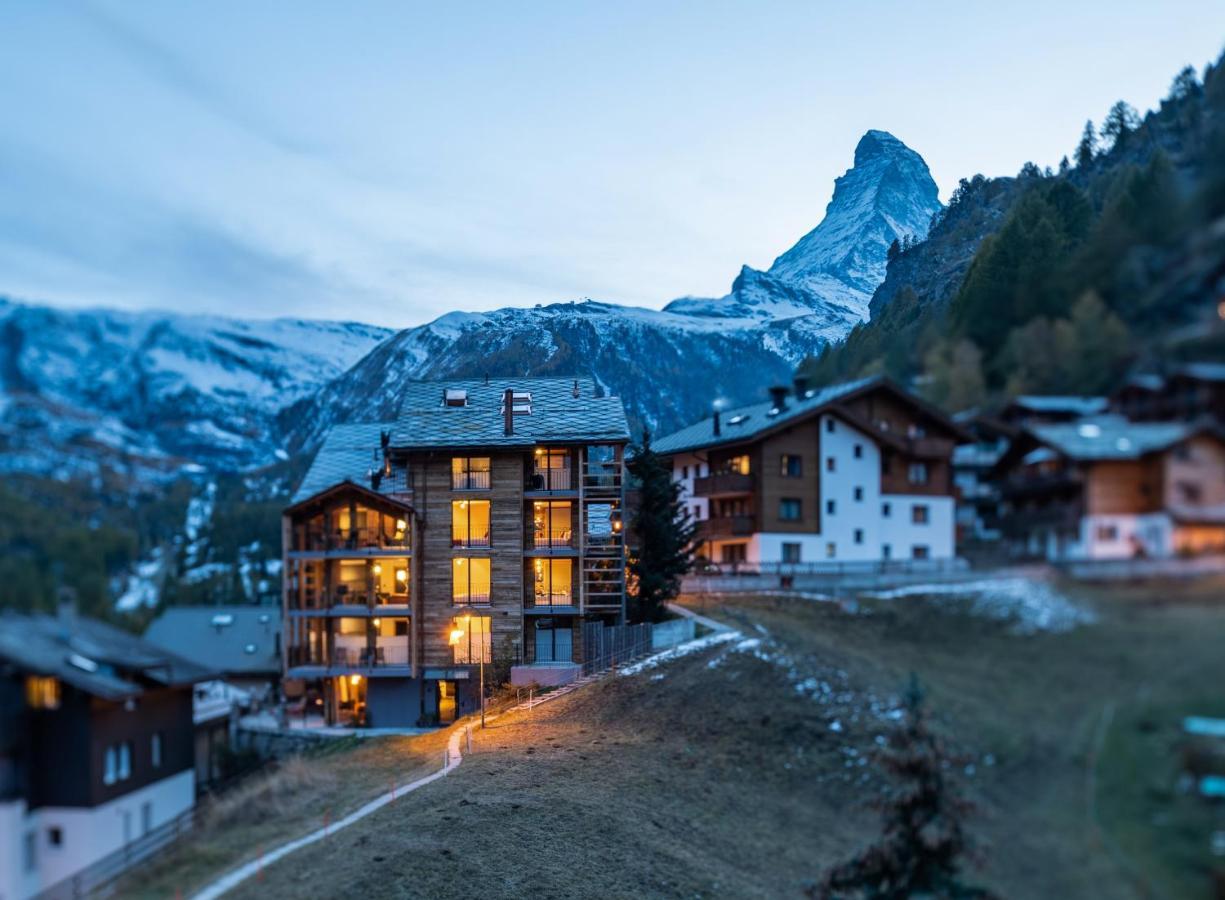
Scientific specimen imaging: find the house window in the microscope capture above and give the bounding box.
[782,542,802,564]
[532,448,571,490]
[826,457,836,472]
[724,455,751,475]
[826,499,836,515]
[825,542,836,558]
[882,543,892,560]
[25,676,60,710]
[912,545,930,559]
[779,498,802,521]
[682,465,689,479]
[853,444,863,459]
[912,505,929,525]
[720,543,747,564]
[853,486,864,501]
[451,457,491,490]
[451,500,491,547]
[118,742,131,781]
[908,463,929,485]
[1177,482,1203,504]
[532,501,572,548]
[452,558,492,605]
[141,802,153,836]
[1096,524,1119,542]
[854,529,864,544]
[825,419,836,434]
[532,558,573,606]
[23,829,36,873]
[882,502,892,518]
[48,826,62,847]
[151,732,163,769]
[780,454,803,477]
[451,615,492,664]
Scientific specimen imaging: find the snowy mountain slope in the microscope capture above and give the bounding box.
[664,131,941,324]
[0,299,391,476]
[287,130,941,444]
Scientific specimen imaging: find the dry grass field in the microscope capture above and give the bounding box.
[123,576,1225,899]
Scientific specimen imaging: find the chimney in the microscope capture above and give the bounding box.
[713,407,721,437]
[793,376,809,398]
[769,385,789,412]
[380,430,390,449]
[503,388,514,436]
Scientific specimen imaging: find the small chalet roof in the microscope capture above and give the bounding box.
[1028,418,1200,461]
[1175,362,1225,383]
[291,422,396,505]
[1117,373,1166,393]
[1009,395,1109,416]
[653,376,966,455]
[0,611,213,702]
[389,376,630,449]
[144,606,281,676]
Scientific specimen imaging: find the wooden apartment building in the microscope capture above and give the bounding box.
[282,377,629,728]
[993,417,1225,560]
[654,376,967,568]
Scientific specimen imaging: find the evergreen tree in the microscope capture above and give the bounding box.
[626,429,696,623]
[1054,292,1131,393]
[811,676,997,900]
[1075,120,1097,167]
[886,238,901,264]
[1099,100,1141,152]
[921,338,987,413]
[1168,64,1200,102]
[1058,155,1070,175]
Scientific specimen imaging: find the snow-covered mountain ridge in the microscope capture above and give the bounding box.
[1,130,941,476]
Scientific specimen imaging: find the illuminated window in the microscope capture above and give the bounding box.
[25,676,60,710]
[451,457,491,490]
[532,501,572,548]
[532,558,573,606]
[452,558,491,605]
[371,558,410,599]
[451,500,491,547]
[151,732,163,769]
[780,454,802,477]
[725,455,750,475]
[451,615,492,664]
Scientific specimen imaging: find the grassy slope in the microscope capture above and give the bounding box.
[131,580,1225,899]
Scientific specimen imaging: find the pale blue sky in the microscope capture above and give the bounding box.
[1,2,1223,327]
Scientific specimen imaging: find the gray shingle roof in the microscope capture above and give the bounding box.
[390,376,630,449]
[291,422,395,504]
[1012,395,1109,415]
[0,611,213,701]
[653,377,878,455]
[144,606,281,676]
[1029,418,1197,460]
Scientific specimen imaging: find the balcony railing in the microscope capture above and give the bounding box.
[452,592,492,606]
[452,470,491,490]
[288,642,411,669]
[581,464,621,493]
[696,515,756,540]
[693,472,754,496]
[527,530,576,550]
[451,534,491,549]
[526,591,576,609]
[293,528,409,553]
[295,589,410,610]
[527,467,573,491]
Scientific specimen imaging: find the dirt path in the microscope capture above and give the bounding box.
[191,726,467,900]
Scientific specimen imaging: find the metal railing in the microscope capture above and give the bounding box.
[451,534,491,548]
[526,530,576,549]
[580,621,654,676]
[451,470,491,490]
[527,467,573,491]
[292,528,409,552]
[525,591,576,609]
[33,806,198,900]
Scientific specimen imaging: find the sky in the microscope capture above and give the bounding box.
[1,2,1223,329]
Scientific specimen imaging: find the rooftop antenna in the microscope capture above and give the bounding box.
[572,379,580,399]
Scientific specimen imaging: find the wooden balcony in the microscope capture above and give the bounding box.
[693,472,755,497]
[697,515,756,540]
[289,528,410,556]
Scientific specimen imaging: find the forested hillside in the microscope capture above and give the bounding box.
[802,52,1225,411]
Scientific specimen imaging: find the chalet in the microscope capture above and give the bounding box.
[951,413,1013,543]
[0,609,210,900]
[993,417,1225,560]
[1109,363,1225,423]
[654,376,968,567]
[999,395,1108,426]
[144,605,281,695]
[282,377,629,728]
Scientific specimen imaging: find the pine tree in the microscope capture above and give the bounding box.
[811,676,997,900]
[1075,120,1097,167]
[626,429,696,623]
[1169,64,1200,102]
[1099,100,1141,152]
[1058,155,1070,175]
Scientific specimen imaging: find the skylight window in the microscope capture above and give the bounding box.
[1115,437,1132,451]
[1077,423,1102,438]
[727,414,748,426]
[211,614,234,627]
[67,652,98,673]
